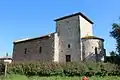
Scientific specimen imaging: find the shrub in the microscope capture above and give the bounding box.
[6,61,120,77]
[0,62,5,75]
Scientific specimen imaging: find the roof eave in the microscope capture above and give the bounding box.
[81,37,104,42]
[54,12,94,24]
[13,32,56,44]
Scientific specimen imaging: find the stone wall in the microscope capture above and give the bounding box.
[53,33,59,62]
[12,33,55,61]
[56,15,81,62]
[81,39,104,61]
[79,15,93,37]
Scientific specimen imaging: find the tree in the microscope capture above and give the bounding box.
[109,51,117,63]
[110,22,120,54]
[110,51,116,56]
[105,51,120,64]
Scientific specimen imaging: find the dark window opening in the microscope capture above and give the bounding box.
[39,47,42,53]
[68,44,70,48]
[95,47,97,54]
[95,47,98,62]
[66,21,69,23]
[66,55,71,62]
[58,31,60,36]
[56,27,60,36]
[68,27,71,30]
[24,48,27,54]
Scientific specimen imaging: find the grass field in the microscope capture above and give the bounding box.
[0,75,120,80]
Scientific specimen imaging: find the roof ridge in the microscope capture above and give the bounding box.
[54,12,93,24]
[14,32,55,43]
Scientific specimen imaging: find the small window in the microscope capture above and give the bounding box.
[68,27,71,30]
[56,27,60,36]
[66,55,71,62]
[39,47,42,53]
[95,47,97,54]
[24,48,27,54]
[66,21,69,23]
[58,31,60,36]
[68,44,70,48]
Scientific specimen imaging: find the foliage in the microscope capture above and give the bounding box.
[0,61,120,77]
[110,22,120,54]
[110,51,117,56]
[1,74,120,80]
[105,51,120,64]
[3,61,120,77]
[0,62,5,75]
[109,21,120,65]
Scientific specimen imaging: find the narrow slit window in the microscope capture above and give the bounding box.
[68,44,70,48]
[39,47,42,53]
[24,48,27,54]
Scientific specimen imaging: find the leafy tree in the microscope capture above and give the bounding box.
[105,51,120,64]
[109,51,117,63]
[109,21,120,64]
[110,22,120,54]
[110,51,117,56]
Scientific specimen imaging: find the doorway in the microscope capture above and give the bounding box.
[66,55,71,62]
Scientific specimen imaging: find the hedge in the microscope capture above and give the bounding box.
[1,61,120,76]
[0,62,5,75]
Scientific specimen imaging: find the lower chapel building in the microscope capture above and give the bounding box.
[13,12,106,62]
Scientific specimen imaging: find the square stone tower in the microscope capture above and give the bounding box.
[54,12,93,62]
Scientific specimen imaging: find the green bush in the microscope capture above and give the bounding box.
[6,61,120,77]
[0,62,5,75]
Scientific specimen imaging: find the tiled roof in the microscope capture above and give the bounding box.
[54,12,93,24]
[81,36,104,41]
[13,32,55,44]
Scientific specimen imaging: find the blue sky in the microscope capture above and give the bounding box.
[0,0,120,57]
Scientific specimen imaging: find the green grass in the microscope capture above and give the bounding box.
[1,74,120,80]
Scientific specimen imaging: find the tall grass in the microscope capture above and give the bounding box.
[0,74,120,80]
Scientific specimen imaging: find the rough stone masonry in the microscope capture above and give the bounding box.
[12,12,106,62]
